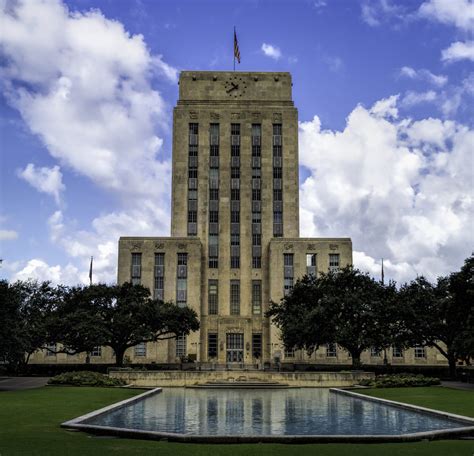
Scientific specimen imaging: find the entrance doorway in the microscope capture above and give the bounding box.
[226,333,244,363]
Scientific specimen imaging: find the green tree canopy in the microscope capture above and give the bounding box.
[51,282,200,366]
[0,280,62,370]
[399,255,474,377]
[267,266,399,368]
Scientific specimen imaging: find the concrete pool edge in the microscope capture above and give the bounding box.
[61,387,474,444]
[61,387,163,428]
[330,388,474,426]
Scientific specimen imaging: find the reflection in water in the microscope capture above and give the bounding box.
[85,388,465,436]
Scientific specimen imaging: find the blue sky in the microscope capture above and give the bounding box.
[1,0,473,285]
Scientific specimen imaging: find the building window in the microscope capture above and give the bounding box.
[90,346,102,357]
[370,347,382,357]
[306,253,317,276]
[329,253,340,273]
[176,335,187,359]
[178,253,188,266]
[230,189,239,201]
[131,252,142,285]
[252,280,262,315]
[208,235,219,269]
[230,256,240,268]
[176,253,188,308]
[188,123,199,236]
[252,334,262,359]
[45,343,57,357]
[154,253,165,300]
[414,345,426,359]
[208,280,218,315]
[283,253,294,295]
[230,280,240,315]
[273,123,283,237]
[326,343,337,358]
[284,348,295,358]
[392,346,403,358]
[208,333,218,359]
[134,343,146,357]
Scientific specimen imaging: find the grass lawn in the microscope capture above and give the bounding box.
[0,385,473,456]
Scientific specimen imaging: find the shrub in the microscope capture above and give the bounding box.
[359,373,440,388]
[48,371,126,387]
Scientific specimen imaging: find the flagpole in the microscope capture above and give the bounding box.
[89,256,93,286]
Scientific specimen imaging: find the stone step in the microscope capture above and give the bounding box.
[188,381,291,389]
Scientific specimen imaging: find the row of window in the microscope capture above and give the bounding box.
[44,343,427,360]
[133,252,341,305]
[187,122,282,270]
[131,252,188,357]
[230,123,241,269]
[252,124,262,268]
[208,123,219,268]
[284,344,427,359]
[272,124,283,237]
[187,123,199,236]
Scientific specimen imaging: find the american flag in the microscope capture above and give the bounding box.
[234,27,240,64]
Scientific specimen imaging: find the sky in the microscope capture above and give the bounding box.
[0,0,473,286]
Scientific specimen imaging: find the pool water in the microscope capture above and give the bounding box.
[84,388,467,436]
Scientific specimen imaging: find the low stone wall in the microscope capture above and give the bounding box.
[109,370,374,387]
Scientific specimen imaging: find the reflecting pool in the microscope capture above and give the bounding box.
[84,388,467,436]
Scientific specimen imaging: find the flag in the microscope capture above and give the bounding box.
[234,27,241,64]
[89,256,93,285]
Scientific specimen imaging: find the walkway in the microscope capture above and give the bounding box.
[0,377,50,391]
[441,381,474,391]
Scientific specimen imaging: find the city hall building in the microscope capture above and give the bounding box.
[31,71,446,368]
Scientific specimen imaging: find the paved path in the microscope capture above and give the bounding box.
[0,377,50,391]
[441,381,474,391]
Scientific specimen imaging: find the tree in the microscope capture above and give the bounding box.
[267,266,399,368]
[0,280,23,367]
[52,282,200,366]
[399,255,474,378]
[0,280,61,370]
[267,274,333,356]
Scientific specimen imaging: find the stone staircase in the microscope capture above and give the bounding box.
[188,378,291,389]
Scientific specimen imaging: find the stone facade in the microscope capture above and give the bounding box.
[29,71,446,368]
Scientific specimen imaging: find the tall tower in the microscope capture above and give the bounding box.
[118,71,352,366]
[170,71,299,363]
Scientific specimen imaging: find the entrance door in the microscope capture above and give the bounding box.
[226,333,244,363]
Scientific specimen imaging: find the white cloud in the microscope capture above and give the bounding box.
[324,56,344,73]
[0,230,18,241]
[361,0,404,27]
[370,95,399,118]
[419,0,474,31]
[401,90,437,107]
[17,163,65,204]
[0,0,175,284]
[0,0,173,202]
[399,66,448,87]
[46,204,170,284]
[261,43,282,60]
[441,41,474,62]
[11,258,82,284]
[299,96,473,284]
[313,0,327,10]
[418,1,474,63]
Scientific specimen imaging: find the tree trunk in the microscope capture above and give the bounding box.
[114,347,126,367]
[350,350,363,369]
[447,353,457,379]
